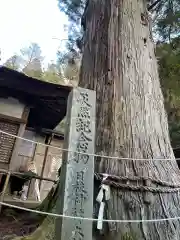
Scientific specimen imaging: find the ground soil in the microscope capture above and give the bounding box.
[0,207,39,240]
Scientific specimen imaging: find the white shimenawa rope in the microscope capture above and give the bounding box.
[0,130,179,161]
[1,200,180,223]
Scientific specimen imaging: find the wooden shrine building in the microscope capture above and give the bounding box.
[0,66,71,207]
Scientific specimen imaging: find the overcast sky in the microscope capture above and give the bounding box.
[0,0,68,65]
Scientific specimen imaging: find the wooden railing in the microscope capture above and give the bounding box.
[0,169,58,212]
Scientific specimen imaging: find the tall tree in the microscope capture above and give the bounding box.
[23,57,43,79]
[78,0,180,239]
[21,43,44,79]
[156,36,180,148]
[4,55,22,71]
[155,0,180,42]
[57,48,80,86]
[43,62,64,84]
[62,59,80,86]
[59,0,180,52]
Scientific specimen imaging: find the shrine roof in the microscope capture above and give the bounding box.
[0,66,72,130]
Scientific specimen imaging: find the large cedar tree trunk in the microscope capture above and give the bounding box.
[79,0,180,239]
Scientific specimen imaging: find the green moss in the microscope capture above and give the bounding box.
[121,232,138,240]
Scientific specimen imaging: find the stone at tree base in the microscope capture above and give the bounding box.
[55,87,96,240]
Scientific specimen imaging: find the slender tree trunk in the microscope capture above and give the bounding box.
[79,0,180,239]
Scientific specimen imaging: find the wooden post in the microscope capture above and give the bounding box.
[55,87,96,240]
[39,135,53,191]
[27,143,37,199]
[0,172,11,212]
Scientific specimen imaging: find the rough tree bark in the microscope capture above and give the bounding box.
[79,0,180,239]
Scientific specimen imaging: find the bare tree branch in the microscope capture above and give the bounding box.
[148,0,163,11]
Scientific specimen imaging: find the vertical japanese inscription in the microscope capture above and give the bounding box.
[56,88,96,240]
[70,91,93,239]
[74,92,92,164]
[70,170,88,240]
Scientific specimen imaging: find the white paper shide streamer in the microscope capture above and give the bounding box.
[96,175,111,230]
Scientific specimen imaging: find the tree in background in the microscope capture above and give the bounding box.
[154,0,180,147]
[2,42,80,86]
[4,55,22,71]
[155,0,180,42]
[57,48,80,86]
[156,36,180,147]
[21,42,44,79]
[63,62,79,86]
[43,61,64,84]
